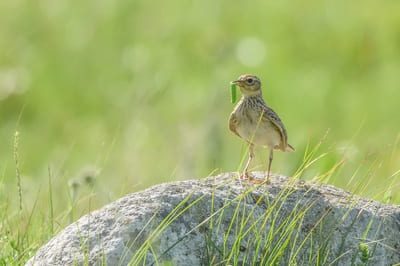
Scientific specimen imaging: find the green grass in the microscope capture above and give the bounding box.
[1,0,400,264]
[124,139,392,265]
[2,134,396,265]
[122,142,386,265]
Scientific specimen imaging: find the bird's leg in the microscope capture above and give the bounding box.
[241,144,254,179]
[267,148,274,180]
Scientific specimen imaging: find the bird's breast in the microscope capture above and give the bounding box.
[232,105,281,149]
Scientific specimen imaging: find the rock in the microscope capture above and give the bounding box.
[26,172,400,265]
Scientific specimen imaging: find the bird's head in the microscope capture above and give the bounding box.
[232,74,262,97]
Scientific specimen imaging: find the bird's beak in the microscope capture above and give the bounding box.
[232,80,242,85]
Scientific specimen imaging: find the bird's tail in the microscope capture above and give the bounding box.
[285,144,295,152]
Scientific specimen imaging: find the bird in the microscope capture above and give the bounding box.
[228,74,295,180]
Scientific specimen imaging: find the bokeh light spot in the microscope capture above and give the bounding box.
[236,37,266,67]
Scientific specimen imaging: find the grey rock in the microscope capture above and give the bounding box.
[26,172,400,265]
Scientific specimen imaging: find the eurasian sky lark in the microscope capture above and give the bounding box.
[229,74,295,180]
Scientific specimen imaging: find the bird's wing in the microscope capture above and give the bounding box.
[229,113,241,138]
[261,106,288,149]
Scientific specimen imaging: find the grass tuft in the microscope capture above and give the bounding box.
[14,131,22,212]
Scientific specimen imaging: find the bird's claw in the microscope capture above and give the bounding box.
[239,171,253,180]
[238,172,269,185]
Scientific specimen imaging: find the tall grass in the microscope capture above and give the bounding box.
[120,134,395,265]
[11,133,393,265]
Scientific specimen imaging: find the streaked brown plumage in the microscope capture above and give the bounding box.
[229,74,294,180]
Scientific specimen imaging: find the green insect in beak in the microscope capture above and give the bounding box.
[230,82,237,104]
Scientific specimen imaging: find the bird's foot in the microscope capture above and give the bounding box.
[239,172,246,180]
[239,171,252,180]
[239,172,267,185]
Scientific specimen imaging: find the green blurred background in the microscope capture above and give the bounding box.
[1,0,400,218]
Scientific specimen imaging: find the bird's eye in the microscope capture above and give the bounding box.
[247,78,253,84]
